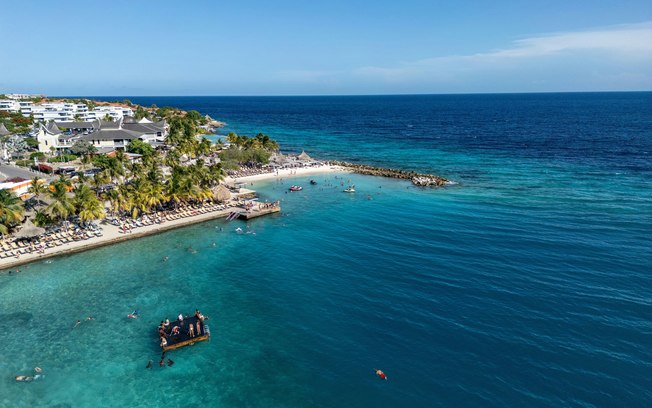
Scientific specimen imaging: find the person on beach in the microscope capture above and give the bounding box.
[188,324,195,338]
[164,318,170,328]
[160,337,167,347]
[171,326,180,336]
[196,319,202,335]
[178,313,183,322]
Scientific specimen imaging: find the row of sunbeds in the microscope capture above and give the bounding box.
[0,229,104,259]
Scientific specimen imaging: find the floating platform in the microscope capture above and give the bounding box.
[159,315,210,351]
[237,206,281,220]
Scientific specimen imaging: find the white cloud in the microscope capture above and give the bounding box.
[278,22,652,92]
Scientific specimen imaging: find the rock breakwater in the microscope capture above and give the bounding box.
[330,161,449,187]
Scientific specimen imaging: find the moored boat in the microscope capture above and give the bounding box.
[344,185,356,193]
[289,185,303,192]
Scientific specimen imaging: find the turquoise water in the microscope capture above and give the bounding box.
[2,93,652,407]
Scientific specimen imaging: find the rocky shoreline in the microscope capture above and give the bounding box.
[329,161,450,187]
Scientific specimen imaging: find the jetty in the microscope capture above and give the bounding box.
[330,161,449,187]
[236,200,281,220]
[238,206,281,220]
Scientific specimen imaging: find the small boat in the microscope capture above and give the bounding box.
[344,185,356,193]
[235,227,243,234]
[310,179,317,185]
[289,185,303,192]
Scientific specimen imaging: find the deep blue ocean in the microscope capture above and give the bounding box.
[1,93,651,407]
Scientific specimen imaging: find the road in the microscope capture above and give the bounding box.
[0,163,56,181]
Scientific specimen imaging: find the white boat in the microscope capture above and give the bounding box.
[344,185,356,193]
[235,227,243,234]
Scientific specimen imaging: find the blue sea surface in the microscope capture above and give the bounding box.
[1,93,651,407]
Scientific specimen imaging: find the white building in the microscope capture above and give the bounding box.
[18,101,132,122]
[0,100,20,112]
[86,106,133,121]
[35,117,166,153]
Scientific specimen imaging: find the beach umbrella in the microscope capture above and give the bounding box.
[212,184,231,203]
[297,150,313,161]
[14,219,46,239]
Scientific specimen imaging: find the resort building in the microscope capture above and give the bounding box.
[0,100,20,112]
[35,117,167,153]
[36,121,66,153]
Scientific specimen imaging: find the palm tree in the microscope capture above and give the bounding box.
[103,158,124,183]
[0,189,25,236]
[47,181,75,222]
[91,172,110,190]
[28,176,48,202]
[75,172,88,186]
[33,210,52,227]
[75,185,105,225]
[197,137,212,156]
[164,148,181,168]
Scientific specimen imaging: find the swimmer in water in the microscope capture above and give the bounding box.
[159,359,165,367]
[146,360,153,369]
[163,256,169,262]
[74,320,81,328]
[167,359,175,367]
[86,316,94,321]
[374,368,387,380]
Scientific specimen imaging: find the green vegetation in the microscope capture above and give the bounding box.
[219,132,279,168]
[0,189,25,236]
[0,110,34,134]
[48,153,77,163]
[71,140,97,157]
[127,139,154,157]
[134,106,150,120]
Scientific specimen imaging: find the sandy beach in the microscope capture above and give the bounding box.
[0,164,347,272]
[226,163,349,183]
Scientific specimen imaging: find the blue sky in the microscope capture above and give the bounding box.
[1,0,651,95]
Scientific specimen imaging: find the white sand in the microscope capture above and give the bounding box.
[225,164,349,184]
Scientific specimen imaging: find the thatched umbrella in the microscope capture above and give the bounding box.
[14,219,45,240]
[297,150,313,161]
[213,184,231,203]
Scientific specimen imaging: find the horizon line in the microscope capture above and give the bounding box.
[49,90,652,98]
